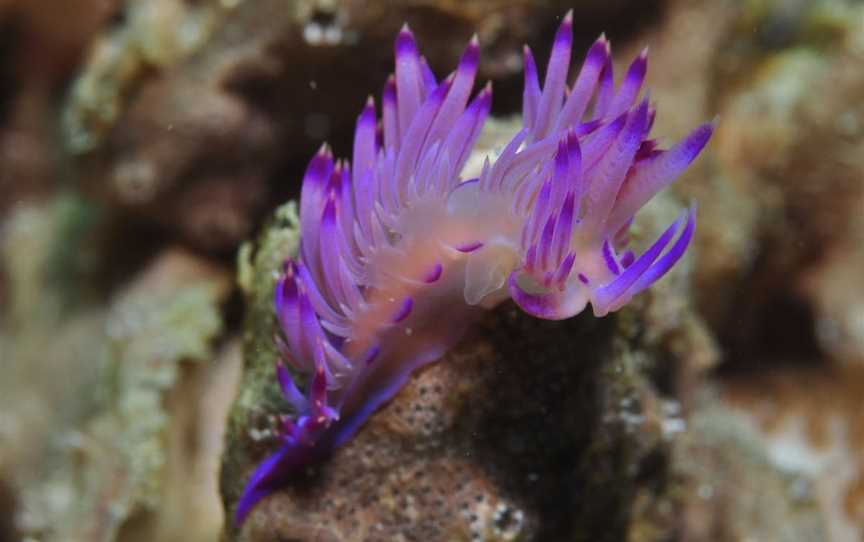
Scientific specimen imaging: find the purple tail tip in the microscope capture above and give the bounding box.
[234,439,322,526]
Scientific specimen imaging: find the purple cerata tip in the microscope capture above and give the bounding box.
[396,24,418,57]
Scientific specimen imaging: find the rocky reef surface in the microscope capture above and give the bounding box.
[1,0,863,541]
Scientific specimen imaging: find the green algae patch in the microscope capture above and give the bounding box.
[221,201,301,528]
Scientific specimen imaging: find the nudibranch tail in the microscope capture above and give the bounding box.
[236,11,714,525]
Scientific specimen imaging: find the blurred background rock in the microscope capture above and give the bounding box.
[0,0,862,541]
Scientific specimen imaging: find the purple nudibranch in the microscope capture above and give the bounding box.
[236,11,714,524]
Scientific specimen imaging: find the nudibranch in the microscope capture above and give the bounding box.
[236,11,714,524]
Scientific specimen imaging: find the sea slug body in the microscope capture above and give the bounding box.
[235,11,714,524]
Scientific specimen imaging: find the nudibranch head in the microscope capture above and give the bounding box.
[235,11,713,525]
